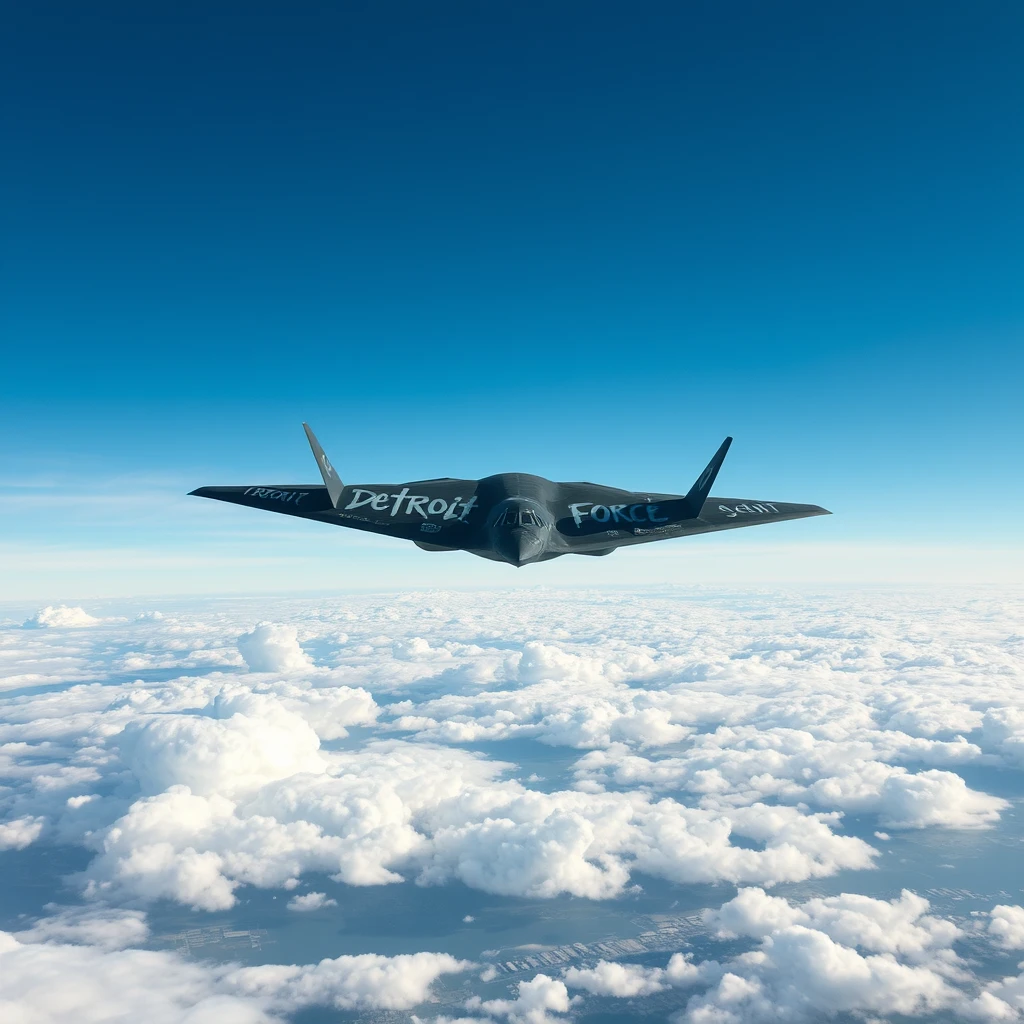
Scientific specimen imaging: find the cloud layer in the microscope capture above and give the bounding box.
[2,586,1023,1020]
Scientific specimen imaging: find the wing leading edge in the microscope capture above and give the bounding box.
[553,436,829,552]
[189,424,483,543]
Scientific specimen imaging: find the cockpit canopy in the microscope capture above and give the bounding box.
[493,505,544,528]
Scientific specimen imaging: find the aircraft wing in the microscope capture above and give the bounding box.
[603,497,828,550]
[552,436,828,553]
[189,478,483,545]
[553,490,829,553]
[327,478,482,544]
[191,424,484,547]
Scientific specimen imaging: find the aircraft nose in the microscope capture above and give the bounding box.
[500,527,546,567]
[515,529,545,565]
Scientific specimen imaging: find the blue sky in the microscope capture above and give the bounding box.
[2,1,1021,596]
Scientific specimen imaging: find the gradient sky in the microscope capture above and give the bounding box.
[2,1,1021,597]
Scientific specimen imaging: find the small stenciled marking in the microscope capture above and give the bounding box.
[243,488,309,505]
[569,502,669,528]
[342,488,478,522]
[634,524,680,536]
[718,502,780,519]
[420,522,442,533]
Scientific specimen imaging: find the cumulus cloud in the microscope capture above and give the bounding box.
[237,622,313,673]
[0,930,469,1022]
[23,605,100,628]
[565,953,702,996]
[226,950,471,1012]
[988,905,1024,950]
[2,587,1024,1021]
[3,589,1020,914]
[117,692,327,797]
[559,888,974,1023]
[704,887,960,954]
[680,926,957,1022]
[682,887,975,1021]
[574,734,1003,829]
[466,974,577,1023]
[287,891,337,911]
[979,970,1024,1018]
[0,814,45,849]
[274,680,379,740]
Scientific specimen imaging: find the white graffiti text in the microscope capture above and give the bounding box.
[718,502,780,519]
[569,502,669,528]
[243,488,309,505]
[343,488,478,522]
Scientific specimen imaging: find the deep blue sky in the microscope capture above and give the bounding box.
[2,2,1021,595]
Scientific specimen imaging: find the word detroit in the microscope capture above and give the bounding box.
[343,488,479,520]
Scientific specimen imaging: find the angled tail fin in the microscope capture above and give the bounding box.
[303,423,344,508]
[683,436,732,516]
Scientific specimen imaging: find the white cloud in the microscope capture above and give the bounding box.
[704,887,960,954]
[682,887,972,1021]
[287,891,337,911]
[557,888,974,1022]
[23,605,100,628]
[687,925,957,1020]
[2,586,1024,1021]
[117,692,328,797]
[978,970,1024,1018]
[14,906,149,951]
[0,931,275,1024]
[0,929,470,1022]
[982,707,1024,768]
[275,681,379,739]
[237,622,313,673]
[574,734,1002,829]
[226,950,471,1012]
[988,905,1024,950]
[3,589,1020,914]
[565,953,702,996]
[0,814,45,849]
[466,974,577,1024]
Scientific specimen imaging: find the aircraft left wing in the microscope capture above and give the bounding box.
[553,490,829,552]
[553,436,828,552]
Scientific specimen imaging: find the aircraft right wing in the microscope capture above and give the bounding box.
[189,477,484,545]
[190,424,483,548]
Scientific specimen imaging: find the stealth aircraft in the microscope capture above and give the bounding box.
[190,425,829,566]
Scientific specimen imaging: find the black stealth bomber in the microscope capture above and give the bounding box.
[190,425,830,567]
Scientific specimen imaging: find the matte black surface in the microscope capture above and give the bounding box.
[190,426,830,567]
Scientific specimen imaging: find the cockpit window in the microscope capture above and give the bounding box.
[495,507,543,527]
